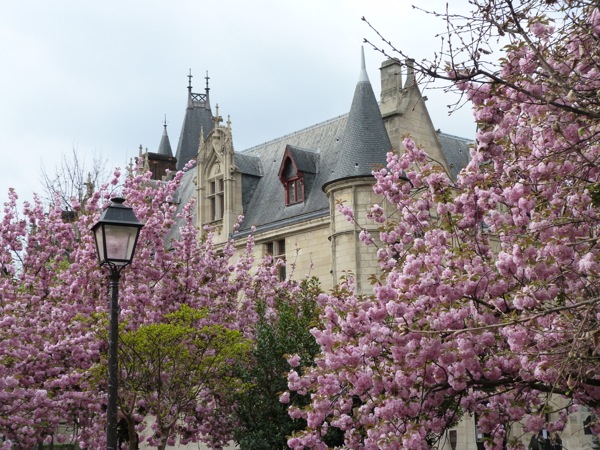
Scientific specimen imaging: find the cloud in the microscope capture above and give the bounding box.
[0,0,474,203]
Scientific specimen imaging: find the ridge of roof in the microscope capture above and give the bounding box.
[437,129,475,142]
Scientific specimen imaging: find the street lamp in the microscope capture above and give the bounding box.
[92,197,143,450]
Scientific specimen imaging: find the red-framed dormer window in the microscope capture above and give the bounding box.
[286,176,304,205]
[279,153,305,205]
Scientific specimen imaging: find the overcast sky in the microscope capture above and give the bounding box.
[0,0,475,204]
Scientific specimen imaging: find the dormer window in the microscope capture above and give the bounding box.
[280,157,304,205]
[278,145,319,206]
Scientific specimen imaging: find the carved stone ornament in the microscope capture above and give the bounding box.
[211,131,223,154]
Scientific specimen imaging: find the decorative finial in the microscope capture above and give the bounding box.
[127,158,134,177]
[85,172,94,198]
[138,144,143,157]
[187,69,193,91]
[213,104,223,126]
[205,70,210,93]
[163,114,167,129]
[227,114,231,129]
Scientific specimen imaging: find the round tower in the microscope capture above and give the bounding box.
[323,48,392,293]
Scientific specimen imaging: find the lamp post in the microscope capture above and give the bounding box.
[91,197,143,450]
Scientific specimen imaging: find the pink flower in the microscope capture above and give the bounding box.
[287,354,301,367]
[279,391,290,404]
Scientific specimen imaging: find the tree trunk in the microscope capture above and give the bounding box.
[124,415,139,450]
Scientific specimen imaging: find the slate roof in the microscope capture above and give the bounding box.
[234,126,471,235]
[175,88,214,171]
[236,115,347,234]
[324,50,392,188]
[169,59,472,240]
[437,131,472,180]
[169,120,471,240]
[234,153,262,177]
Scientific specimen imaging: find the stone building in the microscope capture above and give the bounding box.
[148,49,470,294]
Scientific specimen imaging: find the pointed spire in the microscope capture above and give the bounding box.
[213,104,223,127]
[176,69,215,170]
[358,46,369,83]
[324,48,392,187]
[143,148,150,172]
[127,158,134,177]
[157,115,173,157]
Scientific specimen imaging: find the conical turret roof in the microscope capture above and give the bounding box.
[157,119,173,157]
[324,48,392,187]
[175,71,214,170]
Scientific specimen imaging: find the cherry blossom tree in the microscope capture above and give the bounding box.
[0,187,105,449]
[0,165,280,449]
[288,1,600,449]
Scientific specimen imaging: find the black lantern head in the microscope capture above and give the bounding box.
[91,197,144,270]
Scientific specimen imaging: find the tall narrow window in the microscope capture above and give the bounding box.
[286,177,304,205]
[208,177,224,221]
[266,239,286,281]
[289,180,297,203]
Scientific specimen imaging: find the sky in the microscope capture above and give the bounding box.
[0,0,475,204]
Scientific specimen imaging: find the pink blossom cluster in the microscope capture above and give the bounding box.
[288,5,600,449]
[0,164,282,448]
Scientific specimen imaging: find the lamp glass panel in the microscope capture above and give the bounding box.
[104,224,137,264]
[94,225,105,262]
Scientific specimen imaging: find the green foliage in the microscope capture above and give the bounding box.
[589,182,600,206]
[118,304,252,444]
[231,278,326,450]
